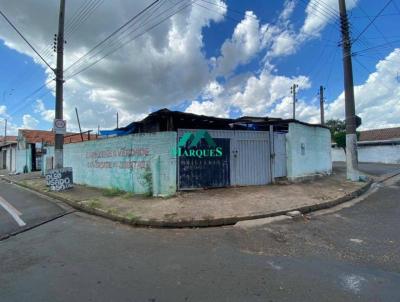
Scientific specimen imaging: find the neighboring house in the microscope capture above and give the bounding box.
[44,109,332,196]
[0,136,17,172]
[16,129,97,173]
[332,127,400,164]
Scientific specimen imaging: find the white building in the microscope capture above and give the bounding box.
[332,127,400,164]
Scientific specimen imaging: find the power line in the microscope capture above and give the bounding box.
[352,0,394,44]
[65,0,105,39]
[63,0,162,74]
[0,8,54,71]
[66,0,194,80]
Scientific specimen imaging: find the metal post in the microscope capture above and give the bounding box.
[54,0,65,169]
[117,112,119,129]
[338,0,359,181]
[75,107,84,142]
[319,86,325,125]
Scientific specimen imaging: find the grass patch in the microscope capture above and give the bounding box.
[102,187,125,197]
[86,198,102,209]
[122,192,135,199]
[125,212,140,222]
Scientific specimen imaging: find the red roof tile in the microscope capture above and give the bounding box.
[359,127,400,142]
[0,136,17,143]
[20,130,97,144]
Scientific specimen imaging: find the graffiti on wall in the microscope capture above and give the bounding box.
[86,147,150,170]
[46,167,73,191]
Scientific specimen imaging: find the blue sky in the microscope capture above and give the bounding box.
[0,0,399,134]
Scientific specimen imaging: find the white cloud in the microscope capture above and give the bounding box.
[0,0,227,130]
[326,48,400,129]
[0,105,7,116]
[215,11,262,75]
[300,0,358,38]
[186,64,311,118]
[22,114,39,129]
[34,100,54,122]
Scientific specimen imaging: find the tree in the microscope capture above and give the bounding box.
[326,119,359,153]
[325,119,346,136]
[326,119,346,152]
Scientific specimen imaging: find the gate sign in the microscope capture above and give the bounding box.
[46,167,73,191]
[53,119,66,134]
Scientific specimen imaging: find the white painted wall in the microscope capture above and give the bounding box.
[286,123,332,180]
[332,144,400,164]
[4,145,17,172]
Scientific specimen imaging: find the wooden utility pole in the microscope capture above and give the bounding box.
[54,0,65,169]
[290,84,298,119]
[338,0,359,181]
[319,86,325,125]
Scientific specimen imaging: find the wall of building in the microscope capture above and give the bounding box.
[332,143,400,164]
[44,132,177,196]
[15,146,31,173]
[286,123,332,180]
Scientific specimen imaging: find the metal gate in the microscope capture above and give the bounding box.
[178,137,230,189]
[231,131,271,186]
[177,129,272,189]
[273,132,287,178]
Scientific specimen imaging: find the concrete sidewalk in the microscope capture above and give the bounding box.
[0,166,382,227]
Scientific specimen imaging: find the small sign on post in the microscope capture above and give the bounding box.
[45,167,73,191]
[53,119,67,134]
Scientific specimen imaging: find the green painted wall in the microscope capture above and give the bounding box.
[44,132,177,196]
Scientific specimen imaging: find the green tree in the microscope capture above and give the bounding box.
[326,119,346,152]
[326,119,360,153]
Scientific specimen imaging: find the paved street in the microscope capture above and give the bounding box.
[1,164,400,302]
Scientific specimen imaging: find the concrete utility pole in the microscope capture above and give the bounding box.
[54,0,65,169]
[319,86,325,125]
[291,84,298,119]
[338,0,359,181]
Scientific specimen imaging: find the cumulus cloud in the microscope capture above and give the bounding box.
[35,99,54,122]
[215,11,263,75]
[0,105,6,116]
[22,114,39,129]
[326,48,400,129]
[300,0,358,38]
[0,0,227,130]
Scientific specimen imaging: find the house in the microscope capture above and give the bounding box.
[16,129,97,173]
[332,126,400,164]
[43,109,332,196]
[0,136,17,172]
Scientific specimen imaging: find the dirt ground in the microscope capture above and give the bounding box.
[0,167,368,226]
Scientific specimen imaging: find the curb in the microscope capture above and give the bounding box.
[1,174,382,228]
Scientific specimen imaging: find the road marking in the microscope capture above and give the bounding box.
[0,196,26,227]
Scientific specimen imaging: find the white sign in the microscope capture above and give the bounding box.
[54,119,66,134]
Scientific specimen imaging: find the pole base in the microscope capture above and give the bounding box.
[346,133,360,181]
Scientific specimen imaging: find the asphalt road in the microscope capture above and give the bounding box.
[0,164,400,302]
[0,180,69,240]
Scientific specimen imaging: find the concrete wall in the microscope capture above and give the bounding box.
[332,144,400,164]
[44,132,177,196]
[16,146,32,173]
[286,123,332,180]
